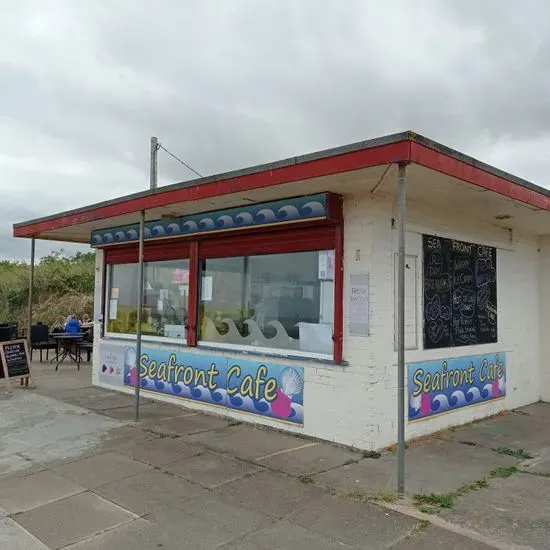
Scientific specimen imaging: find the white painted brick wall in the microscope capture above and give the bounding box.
[539,236,550,402]
[91,193,543,451]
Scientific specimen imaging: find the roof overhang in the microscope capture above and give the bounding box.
[13,131,550,243]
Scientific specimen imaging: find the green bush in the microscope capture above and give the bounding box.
[0,250,95,331]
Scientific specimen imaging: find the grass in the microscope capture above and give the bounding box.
[490,466,518,479]
[413,492,455,510]
[456,478,489,495]
[413,477,490,514]
[297,475,315,484]
[362,450,382,459]
[495,447,533,460]
[345,490,399,504]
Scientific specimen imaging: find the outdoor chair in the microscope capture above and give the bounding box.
[77,327,94,366]
[0,326,12,342]
[30,324,57,362]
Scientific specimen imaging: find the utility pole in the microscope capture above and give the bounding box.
[150,137,158,190]
[135,137,158,420]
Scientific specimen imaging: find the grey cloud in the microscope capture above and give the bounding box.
[2,0,550,260]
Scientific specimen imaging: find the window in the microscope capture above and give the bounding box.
[107,260,189,340]
[423,235,497,349]
[198,250,334,355]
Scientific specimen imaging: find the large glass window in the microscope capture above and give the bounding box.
[107,260,189,340]
[198,250,334,355]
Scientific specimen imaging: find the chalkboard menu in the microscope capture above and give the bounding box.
[0,340,31,379]
[423,235,497,349]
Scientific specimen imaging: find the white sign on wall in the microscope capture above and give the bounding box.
[349,273,370,336]
[98,344,125,387]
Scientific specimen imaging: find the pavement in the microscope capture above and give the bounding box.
[0,363,550,549]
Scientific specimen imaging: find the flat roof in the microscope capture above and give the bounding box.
[13,130,550,242]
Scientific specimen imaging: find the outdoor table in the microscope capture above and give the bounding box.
[49,333,85,371]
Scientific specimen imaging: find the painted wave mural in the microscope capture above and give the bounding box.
[408,352,506,421]
[121,345,305,425]
[91,193,329,246]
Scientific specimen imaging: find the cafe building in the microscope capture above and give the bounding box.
[13,131,550,450]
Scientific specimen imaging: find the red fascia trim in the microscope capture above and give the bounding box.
[14,141,409,238]
[105,240,191,264]
[410,142,550,211]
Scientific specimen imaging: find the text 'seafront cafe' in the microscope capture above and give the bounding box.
[13,132,550,451]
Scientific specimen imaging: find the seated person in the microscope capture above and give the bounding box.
[64,315,81,333]
[80,314,93,329]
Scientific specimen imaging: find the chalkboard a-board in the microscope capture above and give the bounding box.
[423,235,497,349]
[0,340,31,379]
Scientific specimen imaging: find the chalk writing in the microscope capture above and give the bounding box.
[423,235,497,348]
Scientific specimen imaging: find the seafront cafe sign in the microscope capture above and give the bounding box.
[408,352,506,421]
[100,344,305,425]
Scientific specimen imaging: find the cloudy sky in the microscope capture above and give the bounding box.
[2,0,549,260]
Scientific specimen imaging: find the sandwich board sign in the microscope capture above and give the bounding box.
[0,340,32,381]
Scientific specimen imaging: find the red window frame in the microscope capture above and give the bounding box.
[103,220,344,362]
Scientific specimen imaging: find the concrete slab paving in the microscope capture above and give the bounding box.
[316,439,517,495]
[114,435,204,466]
[218,519,354,550]
[0,392,122,479]
[440,412,550,455]
[441,472,550,550]
[52,451,151,489]
[185,424,310,460]
[257,441,362,475]
[98,403,181,422]
[211,469,325,519]
[513,401,550,420]
[0,470,85,514]
[169,493,274,537]
[0,516,49,550]
[289,493,419,549]
[64,518,183,550]
[163,449,263,489]
[147,502,273,549]
[93,469,206,516]
[392,524,495,549]
[14,492,136,549]
[139,413,230,436]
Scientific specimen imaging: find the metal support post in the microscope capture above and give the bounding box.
[25,237,35,387]
[134,211,145,421]
[397,162,407,493]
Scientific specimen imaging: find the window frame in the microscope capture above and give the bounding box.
[102,221,344,362]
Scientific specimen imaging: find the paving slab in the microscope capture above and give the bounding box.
[63,393,148,411]
[212,469,326,519]
[164,449,263,488]
[0,516,49,550]
[147,501,273,549]
[392,524,495,549]
[317,439,517,495]
[218,519,353,549]
[52,451,151,489]
[513,401,550,420]
[14,491,136,549]
[64,518,184,549]
[115,435,204,466]
[440,412,550,455]
[257,442,362,475]
[139,413,230,436]
[169,493,273,536]
[98,403,181,422]
[289,493,418,549]
[441,472,550,550]
[93,469,206,515]
[96,425,160,451]
[185,424,309,460]
[0,469,85,514]
[0,392,122,478]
